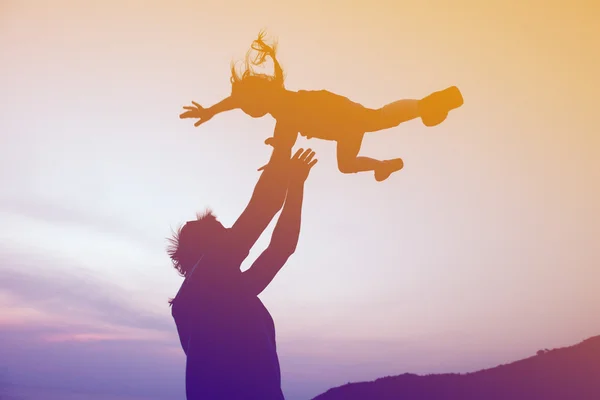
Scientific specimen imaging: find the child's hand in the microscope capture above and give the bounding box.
[179,101,213,127]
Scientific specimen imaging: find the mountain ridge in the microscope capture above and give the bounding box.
[312,335,600,400]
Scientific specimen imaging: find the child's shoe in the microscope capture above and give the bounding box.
[374,158,404,182]
[419,86,463,127]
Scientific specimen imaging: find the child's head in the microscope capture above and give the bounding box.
[230,31,285,117]
[231,75,281,117]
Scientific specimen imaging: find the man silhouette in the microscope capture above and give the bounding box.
[168,124,317,400]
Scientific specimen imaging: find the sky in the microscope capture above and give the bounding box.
[1,0,599,399]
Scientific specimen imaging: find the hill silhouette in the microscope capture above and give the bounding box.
[312,335,600,400]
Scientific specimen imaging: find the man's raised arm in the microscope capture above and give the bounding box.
[242,148,317,296]
[229,122,297,253]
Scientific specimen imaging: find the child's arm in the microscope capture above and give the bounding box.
[179,96,239,127]
[257,123,298,171]
[207,96,238,116]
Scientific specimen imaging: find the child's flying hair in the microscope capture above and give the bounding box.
[230,30,286,91]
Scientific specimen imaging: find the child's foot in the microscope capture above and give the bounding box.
[374,158,404,182]
[419,86,464,127]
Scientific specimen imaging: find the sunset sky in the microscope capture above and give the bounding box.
[1,0,599,399]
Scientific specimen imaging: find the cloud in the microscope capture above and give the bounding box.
[0,195,159,250]
[0,323,184,399]
[0,247,184,399]
[0,245,174,337]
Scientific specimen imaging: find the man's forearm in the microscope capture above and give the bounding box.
[242,180,305,296]
[269,180,304,254]
[248,145,291,211]
[247,124,296,209]
[229,140,292,251]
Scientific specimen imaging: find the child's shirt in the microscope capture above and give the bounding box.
[285,90,368,141]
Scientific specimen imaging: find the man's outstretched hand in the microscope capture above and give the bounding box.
[179,101,213,127]
[289,148,318,183]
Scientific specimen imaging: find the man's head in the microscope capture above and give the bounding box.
[167,209,228,277]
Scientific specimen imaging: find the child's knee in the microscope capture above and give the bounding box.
[337,157,356,174]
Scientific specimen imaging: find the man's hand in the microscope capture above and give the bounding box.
[289,148,318,183]
[179,101,214,127]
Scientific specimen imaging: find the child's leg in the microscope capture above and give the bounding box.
[337,133,382,174]
[337,133,404,181]
[363,100,420,132]
[363,86,464,131]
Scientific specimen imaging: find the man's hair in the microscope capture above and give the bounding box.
[167,209,217,278]
[230,30,285,91]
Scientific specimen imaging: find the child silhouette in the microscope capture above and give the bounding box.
[180,31,463,181]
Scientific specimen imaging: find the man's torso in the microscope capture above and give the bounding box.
[171,259,283,399]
